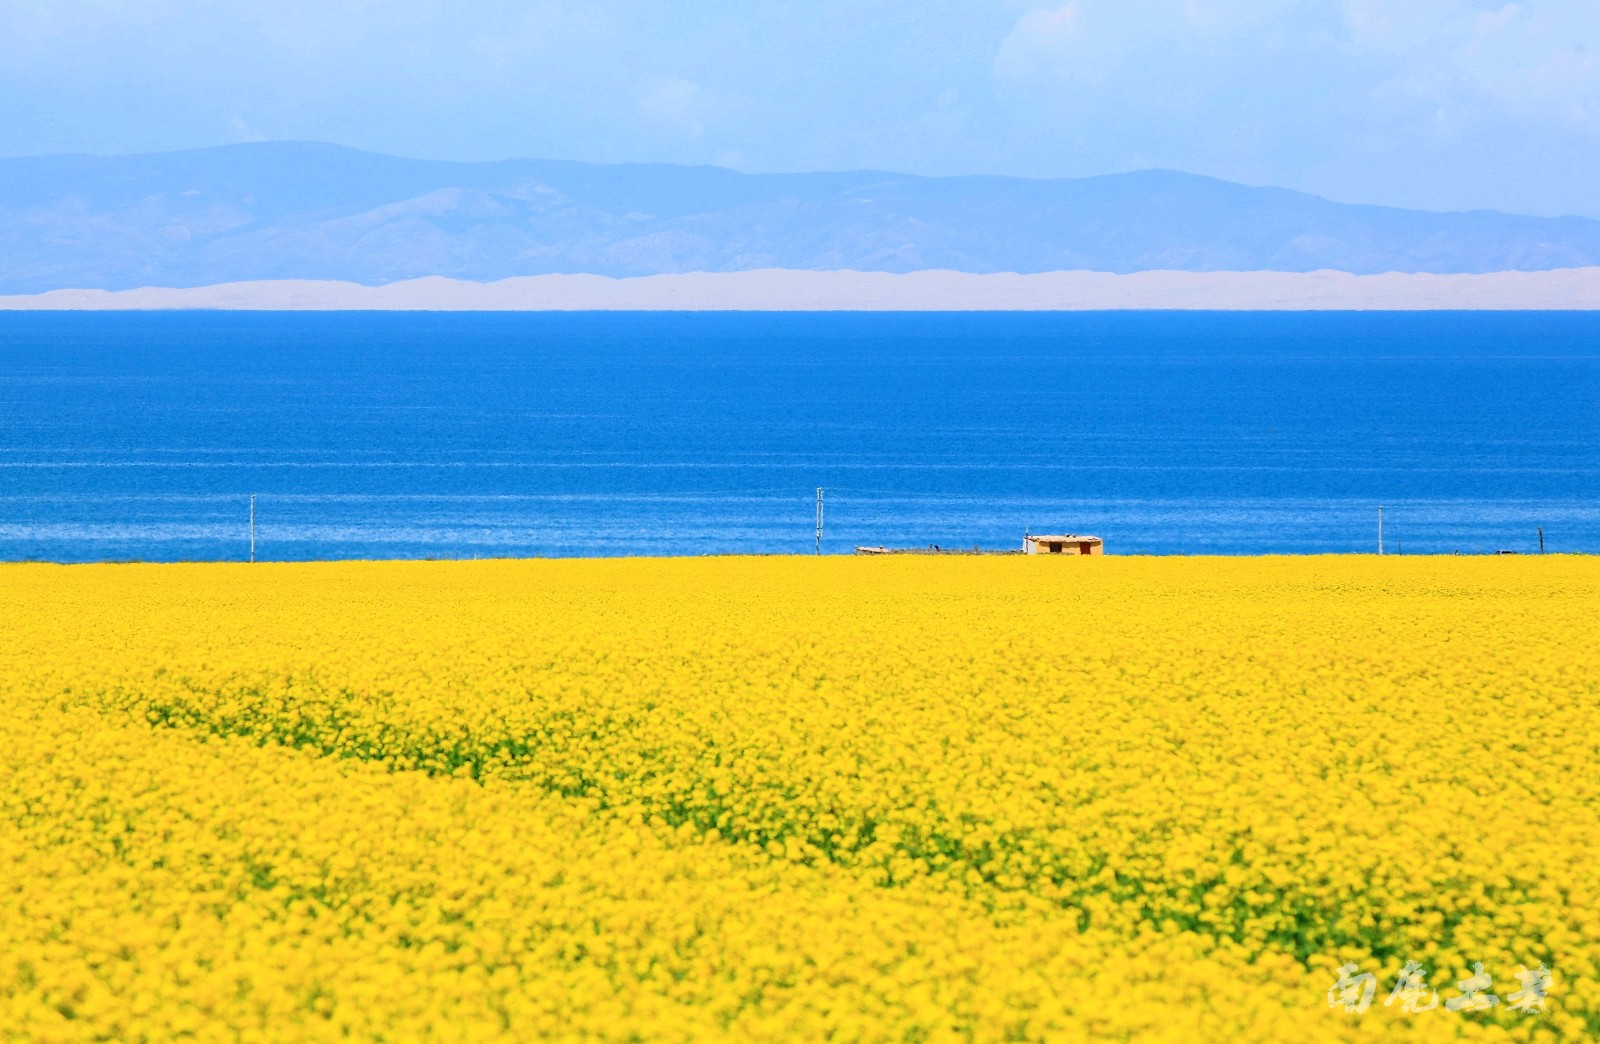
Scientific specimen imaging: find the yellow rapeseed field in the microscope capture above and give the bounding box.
[1,555,1596,1041]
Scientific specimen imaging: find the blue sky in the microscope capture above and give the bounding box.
[1,1,1596,217]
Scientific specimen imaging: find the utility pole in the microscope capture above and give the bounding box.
[1377,505,1384,556]
[250,494,256,563]
[815,487,824,556]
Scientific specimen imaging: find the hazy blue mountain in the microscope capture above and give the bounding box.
[2,141,1598,293]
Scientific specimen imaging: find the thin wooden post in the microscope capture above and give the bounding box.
[815,488,824,556]
[1538,526,1545,554]
[250,495,256,563]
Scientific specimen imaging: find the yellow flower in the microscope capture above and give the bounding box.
[0,555,1594,1040]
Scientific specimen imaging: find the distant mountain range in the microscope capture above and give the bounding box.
[2,141,1599,294]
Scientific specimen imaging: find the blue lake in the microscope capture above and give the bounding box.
[1,310,1596,560]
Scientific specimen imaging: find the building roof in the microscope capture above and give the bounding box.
[1027,534,1102,543]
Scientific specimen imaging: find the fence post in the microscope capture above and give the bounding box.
[815,488,824,555]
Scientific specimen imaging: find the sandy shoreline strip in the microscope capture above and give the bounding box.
[3,267,1600,311]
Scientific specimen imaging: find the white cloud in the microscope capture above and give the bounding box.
[640,76,707,138]
[230,116,268,143]
[1347,2,1599,135]
[992,1,1599,145]
[993,0,1307,82]
[993,4,1082,80]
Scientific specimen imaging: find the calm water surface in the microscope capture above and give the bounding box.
[1,311,1596,560]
